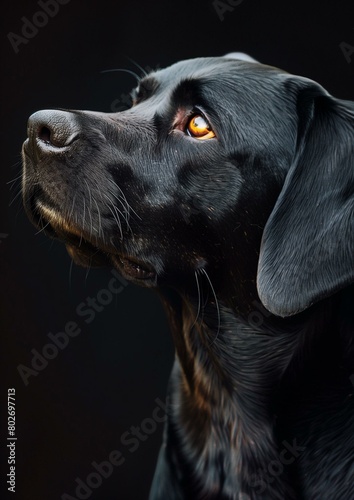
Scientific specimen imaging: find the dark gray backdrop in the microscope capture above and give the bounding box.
[1,1,354,499]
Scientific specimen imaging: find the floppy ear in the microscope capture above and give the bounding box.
[257,79,354,317]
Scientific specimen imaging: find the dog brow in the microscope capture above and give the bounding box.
[134,76,160,103]
[170,78,203,106]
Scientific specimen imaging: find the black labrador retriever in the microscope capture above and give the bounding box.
[22,53,354,499]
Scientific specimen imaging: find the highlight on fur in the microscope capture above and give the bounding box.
[22,54,354,499]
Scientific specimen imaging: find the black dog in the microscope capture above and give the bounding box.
[22,53,354,499]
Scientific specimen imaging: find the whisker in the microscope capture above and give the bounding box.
[198,269,206,323]
[104,201,123,241]
[68,193,77,221]
[100,68,141,83]
[7,173,23,188]
[85,262,92,284]
[191,270,202,329]
[35,220,51,235]
[124,56,148,77]
[103,192,127,221]
[78,198,86,247]
[110,180,141,220]
[111,205,126,238]
[8,187,23,207]
[10,159,22,169]
[103,188,134,235]
[115,204,133,235]
[82,196,86,230]
[201,269,221,347]
[106,187,129,220]
[93,197,103,240]
[84,180,95,236]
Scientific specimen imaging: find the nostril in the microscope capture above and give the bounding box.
[37,124,67,147]
[27,110,80,150]
[38,126,52,144]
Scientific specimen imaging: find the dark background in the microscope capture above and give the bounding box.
[1,1,353,499]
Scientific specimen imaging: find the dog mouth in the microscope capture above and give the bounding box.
[26,196,158,281]
[114,255,157,282]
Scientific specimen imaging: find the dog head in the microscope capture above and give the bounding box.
[22,54,354,317]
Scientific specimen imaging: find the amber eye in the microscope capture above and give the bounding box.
[186,114,215,140]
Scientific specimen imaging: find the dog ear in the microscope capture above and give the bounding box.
[257,79,354,317]
[223,52,258,63]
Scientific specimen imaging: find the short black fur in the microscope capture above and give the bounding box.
[22,55,354,499]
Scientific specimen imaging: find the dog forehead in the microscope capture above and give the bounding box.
[143,56,289,104]
[152,56,254,85]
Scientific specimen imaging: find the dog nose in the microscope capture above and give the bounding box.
[27,109,79,150]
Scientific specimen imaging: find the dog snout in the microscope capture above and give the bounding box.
[27,109,80,154]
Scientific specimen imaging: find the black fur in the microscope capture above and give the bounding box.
[22,55,354,499]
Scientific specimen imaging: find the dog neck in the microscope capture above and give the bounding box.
[157,286,336,497]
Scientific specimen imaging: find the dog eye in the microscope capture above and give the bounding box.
[186,114,215,140]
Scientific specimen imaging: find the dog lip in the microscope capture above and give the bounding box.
[27,198,99,253]
[22,188,56,237]
[118,255,157,281]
